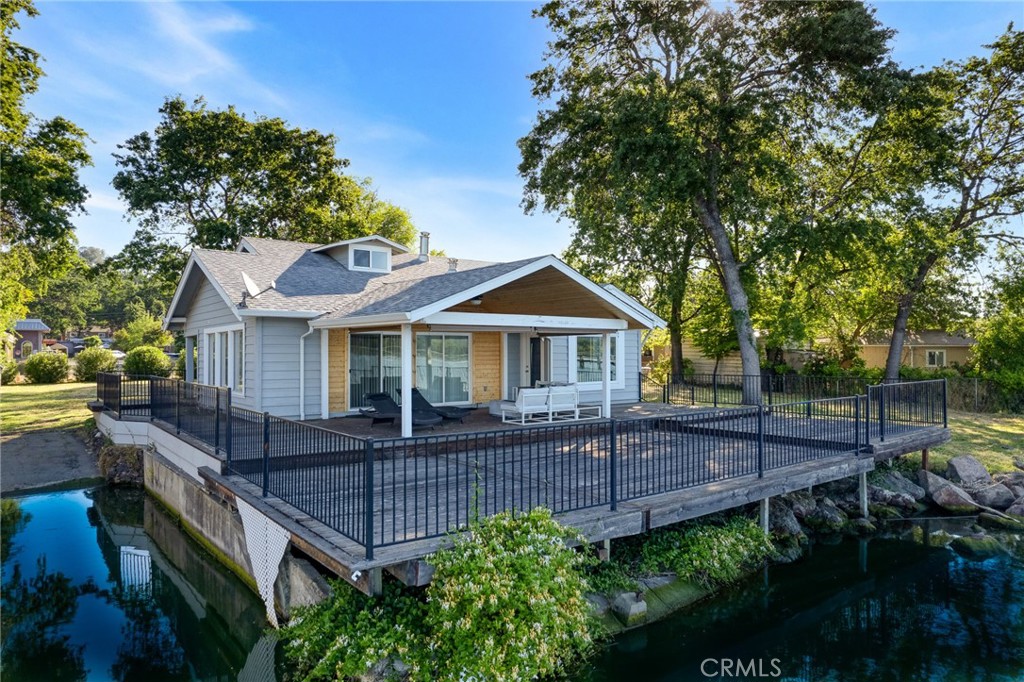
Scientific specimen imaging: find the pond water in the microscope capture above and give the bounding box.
[1,486,273,682]
[3,487,1022,682]
[577,524,1024,682]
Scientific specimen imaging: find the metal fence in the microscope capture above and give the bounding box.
[945,376,1024,413]
[97,374,944,560]
[642,373,870,408]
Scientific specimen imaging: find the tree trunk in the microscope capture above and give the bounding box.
[883,254,939,381]
[693,196,762,404]
[668,235,695,382]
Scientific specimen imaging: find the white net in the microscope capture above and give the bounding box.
[236,497,291,628]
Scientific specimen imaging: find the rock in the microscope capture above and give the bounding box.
[769,498,803,538]
[611,592,648,627]
[638,575,674,591]
[873,470,926,501]
[868,485,917,511]
[1008,485,1024,499]
[946,456,993,487]
[586,594,610,617]
[918,469,950,497]
[972,483,1016,510]
[977,512,1024,532]
[1014,456,1024,471]
[931,485,978,514]
[805,497,848,534]
[771,535,804,564]
[869,503,904,520]
[950,535,1003,560]
[1007,500,1024,518]
[847,518,876,535]
[927,529,956,546]
[785,490,816,519]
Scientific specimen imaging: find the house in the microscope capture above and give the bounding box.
[12,319,50,359]
[857,331,976,369]
[164,233,664,436]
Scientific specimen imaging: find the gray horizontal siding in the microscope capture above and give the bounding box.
[548,330,641,404]
[258,318,323,420]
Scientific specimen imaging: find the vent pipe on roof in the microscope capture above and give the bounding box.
[418,232,430,262]
[447,258,458,273]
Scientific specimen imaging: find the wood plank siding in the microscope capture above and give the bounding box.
[328,328,349,414]
[471,332,502,403]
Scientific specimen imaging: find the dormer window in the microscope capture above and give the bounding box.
[350,246,391,272]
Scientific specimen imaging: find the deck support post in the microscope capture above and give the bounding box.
[400,324,413,439]
[759,497,770,534]
[859,471,869,519]
[921,448,929,472]
[602,332,612,419]
[598,539,611,562]
[367,568,383,596]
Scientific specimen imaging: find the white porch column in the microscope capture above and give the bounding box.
[602,332,612,418]
[320,330,329,419]
[401,323,413,438]
[184,336,195,383]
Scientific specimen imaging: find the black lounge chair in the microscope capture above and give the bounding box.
[359,392,443,429]
[411,388,472,423]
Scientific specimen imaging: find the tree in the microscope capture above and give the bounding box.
[111,97,416,293]
[26,252,99,337]
[0,0,91,331]
[879,29,1024,379]
[112,307,172,351]
[520,1,898,403]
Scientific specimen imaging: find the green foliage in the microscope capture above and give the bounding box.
[22,351,67,384]
[73,347,116,382]
[1,498,29,564]
[26,253,97,337]
[584,560,638,596]
[636,517,773,590]
[974,312,1024,376]
[0,356,19,384]
[424,508,593,681]
[82,335,101,348]
[173,348,196,379]
[113,311,172,351]
[123,346,171,377]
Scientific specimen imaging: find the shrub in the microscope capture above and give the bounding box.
[174,348,196,379]
[123,346,171,377]
[22,351,69,384]
[113,312,172,351]
[82,335,103,348]
[73,347,117,382]
[0,358,18,385]
[424,508,593,681]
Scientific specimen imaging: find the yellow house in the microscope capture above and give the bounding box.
[858,331,976,369]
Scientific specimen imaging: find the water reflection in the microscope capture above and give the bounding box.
[579,531,1024,682]
[1,487,274,681]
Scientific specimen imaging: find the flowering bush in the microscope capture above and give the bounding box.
[639,516,773,588]
[423,508,593,681]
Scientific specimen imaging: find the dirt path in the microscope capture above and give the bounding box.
[0,430,102,494]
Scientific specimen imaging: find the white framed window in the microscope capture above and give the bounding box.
[568,332,625,390]
[349,246,391,273]
[416,333,471,405]
[203,323,245,395]
[926,349,946,368]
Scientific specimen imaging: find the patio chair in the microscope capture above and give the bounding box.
[411,388,472,423]
[359,393,443,429]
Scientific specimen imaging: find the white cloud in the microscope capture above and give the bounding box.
[84,192,125,214]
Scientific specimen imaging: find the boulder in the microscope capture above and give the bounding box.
[846,518,876,535]
[805,497,847,534]
[1006,499,1024,518]
[769,498,803,538]
[931,484,978,514]
[873,470,926,501]
[868,485,917,511]
[950,535,1003,561]
[918,469,950,497]
[611,592,648,627]
[946,456,992,488]
[785,490,816,519]
[972,483,1016,510]
[977,512,1024,532]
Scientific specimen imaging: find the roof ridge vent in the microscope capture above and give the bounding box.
[447,258,458,273]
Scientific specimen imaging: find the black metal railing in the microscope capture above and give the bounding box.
[97,374,946,560]
[641,372,870,408]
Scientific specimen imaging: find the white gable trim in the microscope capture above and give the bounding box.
[602,284,667,328]
[311,235,411,254]
[163,253,242,330]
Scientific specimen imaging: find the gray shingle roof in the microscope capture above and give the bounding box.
[14,318,50,332]
[860,330,976,347]
[190,238,546,321]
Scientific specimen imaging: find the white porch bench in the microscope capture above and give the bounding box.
[499,385,603,424]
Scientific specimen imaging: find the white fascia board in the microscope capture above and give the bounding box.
[163,253,242,330]
[422,312,627,331]
[237,309,322,319]
[310,312,412,329]
[163,253,198,330]
[602,284,667,328]
[311,235,411,254]
[409,256,657,329]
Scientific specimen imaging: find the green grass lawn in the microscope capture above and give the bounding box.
[1,382,96,433]
[899,411,1024,474]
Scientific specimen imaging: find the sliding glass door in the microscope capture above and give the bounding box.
[349,333,402,408]
[416,334,470,404]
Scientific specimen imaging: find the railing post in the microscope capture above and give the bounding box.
[149,377,155,422]
[663,382,669,404]
[713,373,719,407]
[854,396,861,454]
[262,412,271,497]
[942,378,948,429]
[865,388,871,446]
[214,388,221,452]
[175,380,182,434]
[878,385,886,443]
[609,420,618,511]
[364,438,375,560]
[225,388,232,468]
[766,375,773,407]
[756,407,765,478]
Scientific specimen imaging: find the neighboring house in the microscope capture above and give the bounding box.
[164,234,663,435]
[12,319,50,359]
[858,331,976,369]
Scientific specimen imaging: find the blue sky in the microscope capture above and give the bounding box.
[19,1,1022,262]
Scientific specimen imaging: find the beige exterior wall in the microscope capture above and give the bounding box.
[682,339,744,375]
[328,328,349,414]
[859,345,973,369]
[471,332,502,403]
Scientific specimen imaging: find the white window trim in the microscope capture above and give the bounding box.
[202,322,245,396]
[568,332,625,391]
[349,245,392,273]
[926,349,946,368]
[415,332,473,406]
